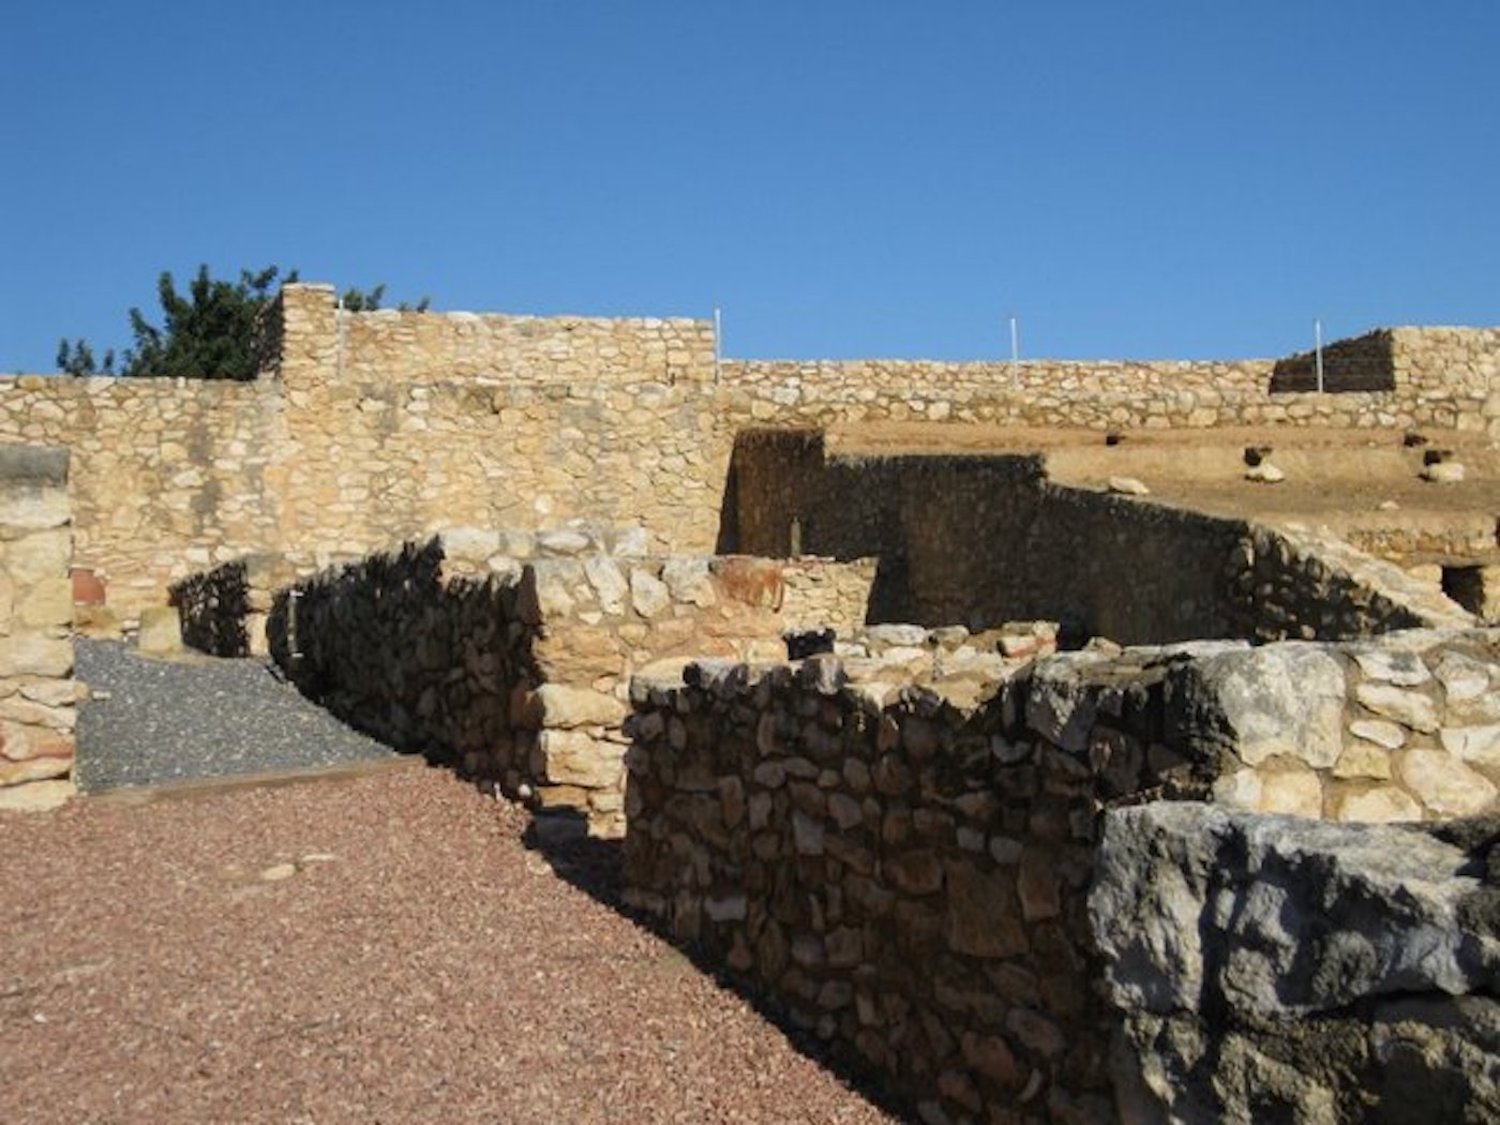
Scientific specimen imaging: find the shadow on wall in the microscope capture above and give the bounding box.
[1269,329,1396,393]
[716,429,1050,631]
[265,538,538,771]
[716,429,1250,644]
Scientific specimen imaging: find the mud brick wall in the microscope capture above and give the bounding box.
[0,447,77,811]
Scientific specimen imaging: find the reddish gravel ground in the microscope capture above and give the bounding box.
[1,764,899,1124]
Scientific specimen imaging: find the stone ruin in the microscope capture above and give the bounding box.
[3,284,1500,1121]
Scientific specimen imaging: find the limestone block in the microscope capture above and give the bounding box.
[1396,749,1498,816]
[538,729,624,789]
[1440,724,1500,772]
[537,529,592,556]
[582,556,628,615]
[1023,652,1110,754]
[1331,786,1422,823]
[629,567,671,619]
[439,526,501,563]
[136,605,183,655]
[1355,682,1439,733]
[1091,802,1491,1018]
[661,557,716,608]
[1108,476,1150,496]
[1421,462,1465,483]
[1255,768,1323,818]
[1434,652,1493,703]
[18,578,72,629]
[3,528,70,584]
[1348,718,1405,750]
[1332,742,1392,780]
[0,754,70,785]
[610,525,651,556]
[0,777,74,811]
[1245,462,1285,483]
[0,635,73,677]
[525,684,627,730]
[0,483,69,533]
[1351,646,1431,687]
[1168,644,1345,769]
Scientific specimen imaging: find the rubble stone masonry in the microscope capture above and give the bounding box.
[0,447,76,810]
[0,283,1496,624]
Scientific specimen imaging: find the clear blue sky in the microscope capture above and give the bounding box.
[3,1,1497,370]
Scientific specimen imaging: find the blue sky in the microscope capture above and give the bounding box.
[3,1,1496,369]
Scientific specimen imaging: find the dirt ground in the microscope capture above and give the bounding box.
[0,765,897,1125]
[831,422,1500,562]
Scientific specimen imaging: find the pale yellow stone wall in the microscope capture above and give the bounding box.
[0,447,76,811]
[0,283,1495,621]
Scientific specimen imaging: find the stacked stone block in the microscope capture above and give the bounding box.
[0,447,76,811]
[1,288,1497,624]
[265,533,877,837]
[621,627,1500,1122]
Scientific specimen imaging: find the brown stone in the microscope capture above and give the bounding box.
[961,1031,1024,1091]
[884,849,943,896]
[1016,849,1061,921]
[945,862,1029,958]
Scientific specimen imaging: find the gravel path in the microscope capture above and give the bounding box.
[0,768,897,1123]
[75,639,400,792]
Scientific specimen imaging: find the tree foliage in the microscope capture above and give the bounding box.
[59,265,429,379]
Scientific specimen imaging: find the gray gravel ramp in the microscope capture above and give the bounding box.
[75,638,400,792]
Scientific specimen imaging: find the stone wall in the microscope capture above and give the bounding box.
[724,430,1470,644]
[265,534,877,836]
[621,625,1500,1122]
[2,286,1495,624]
[0,447,76,811]
[277,283,717,387]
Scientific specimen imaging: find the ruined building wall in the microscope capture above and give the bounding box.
[0,447,76,811]
[623,626,1500,1123]
[0,283,1495,622]
[723,431,1467,645]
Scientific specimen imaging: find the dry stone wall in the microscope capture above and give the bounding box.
[725,430,1470,644]
[263,533,876,836]
[1,284,1495,624]
[622,625,1500,1122]
[0,447,76,811]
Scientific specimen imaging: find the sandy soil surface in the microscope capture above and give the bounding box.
[1,767,896,1124]
[831,423,1500,559]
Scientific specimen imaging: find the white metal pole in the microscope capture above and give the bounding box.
[714,306,722,385]
[1009,315,1019,388]
[1314,318,1324,393]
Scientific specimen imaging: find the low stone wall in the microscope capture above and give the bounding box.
[0,447,76,811]
[724,431,1471,644]
[171,552,293,657]
[621,625,1500,1121]
[267,536,877,836]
